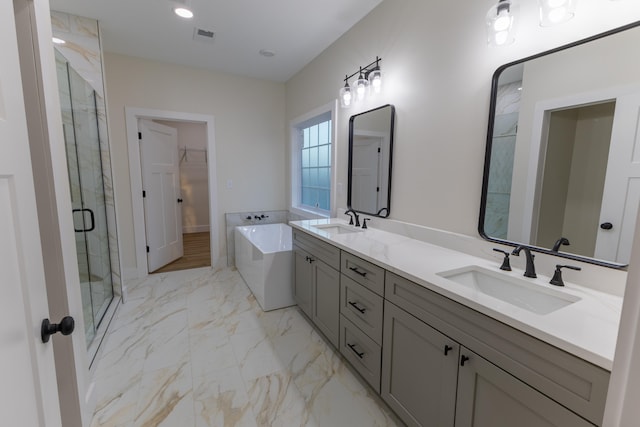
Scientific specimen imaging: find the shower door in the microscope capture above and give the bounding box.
[55,51,114,352]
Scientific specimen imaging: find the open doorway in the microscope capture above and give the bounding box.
[149,119,211,273]
[126,108,219,279]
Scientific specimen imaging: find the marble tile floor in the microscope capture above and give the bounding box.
[90,267,400,427]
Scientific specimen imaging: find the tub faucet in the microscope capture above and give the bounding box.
[345,209,360,227]
[511,245,537,278]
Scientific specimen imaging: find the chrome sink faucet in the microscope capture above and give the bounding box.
[345,209,360,227]
[511,245,537,278]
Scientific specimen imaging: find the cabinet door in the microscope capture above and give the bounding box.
[312,259,340,347]
[455,348,595,427]
[293,246,313,317]
[381,301,459,427]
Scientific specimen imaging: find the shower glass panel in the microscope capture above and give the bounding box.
[55,51,114,349]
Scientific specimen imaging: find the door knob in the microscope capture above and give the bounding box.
[41,316,75,343]
[177,198,183,203]
[600,222,613,230]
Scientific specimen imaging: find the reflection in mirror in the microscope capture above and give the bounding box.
[480,22,640,268]
[348,104,395,217]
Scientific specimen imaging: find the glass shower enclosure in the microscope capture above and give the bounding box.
[55,51,114,355]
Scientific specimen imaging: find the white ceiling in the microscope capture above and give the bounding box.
[49,0,383,82]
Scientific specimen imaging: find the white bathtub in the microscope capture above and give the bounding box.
[234,223,294,311]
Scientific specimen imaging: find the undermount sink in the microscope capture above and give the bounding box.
[312,223,364,234]
[437,266,581,315]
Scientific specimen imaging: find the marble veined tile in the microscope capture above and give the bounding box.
[134,362,194,427]
[193,366,257,427]
[90,267,401,426]
[231,327,286,382]
[190,327,238,379]
[247,370,314,427]
[90,366,142,427]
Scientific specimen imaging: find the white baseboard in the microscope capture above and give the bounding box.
[183,225,210,233]
[122,267,139,281]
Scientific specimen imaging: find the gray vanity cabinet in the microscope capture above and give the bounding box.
[292,230,341,348]
[381,301,459,427]
[455,348,594,427]
[311,259,340,346]
[293,246,313,317]
[384,271,607,427]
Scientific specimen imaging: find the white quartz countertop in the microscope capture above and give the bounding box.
[289,218,623,371]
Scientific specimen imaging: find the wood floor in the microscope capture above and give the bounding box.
[152,232,211,274]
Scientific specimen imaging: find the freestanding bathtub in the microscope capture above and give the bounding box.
[234,223,294,311]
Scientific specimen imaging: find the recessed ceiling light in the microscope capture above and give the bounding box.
[259,49,276,58]
[52,37,66,45]
[174,7,194,19]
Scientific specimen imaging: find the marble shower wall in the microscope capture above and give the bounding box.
[484,81,522,240]
[51,11,122,297]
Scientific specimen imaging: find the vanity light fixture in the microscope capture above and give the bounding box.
[537,0,576,27]
[338,56,383,108]
[486,0,518,47]
[340,78,353,108]
[354,67,370,101]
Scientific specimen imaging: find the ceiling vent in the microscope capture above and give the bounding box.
[193,27,215,43]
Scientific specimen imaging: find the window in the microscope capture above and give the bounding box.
[291,106,334,216]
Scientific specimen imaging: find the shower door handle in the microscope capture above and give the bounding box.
[73,208,95,232]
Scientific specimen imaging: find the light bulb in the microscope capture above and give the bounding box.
[486,0,517,47]
[339,82,352,108]
[493,10,511,31]
[369,68,382,93]
[343,92,352,106]
[538,0,574,26]
[545,0,567,7]
[547,7,568,23]
[174,7,194,18]
[494,31,509,46]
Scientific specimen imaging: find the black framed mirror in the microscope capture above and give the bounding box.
[348,104,395,217]
[479,21,640,269]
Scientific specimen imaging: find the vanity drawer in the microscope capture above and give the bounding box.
[341,251,385,296]
[384,271,610,426]
[293,229,340,270]
[340,275,384,344]
[340,315,382,393]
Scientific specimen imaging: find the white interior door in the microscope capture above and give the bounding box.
[139,119,183,272]
[595,92,640,264]
[0,2,63,425]
[352,135,381,213]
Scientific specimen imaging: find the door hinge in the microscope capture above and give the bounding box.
[142,190,146,198]
[146,245,149,253]
[378,147,381,153]
[138,132,142,140]
[377,187,380,192]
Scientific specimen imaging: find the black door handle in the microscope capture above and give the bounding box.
[177,198,183,203]
[72,208,95,232]
[41,316,75,343]
[600,222,613,230]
